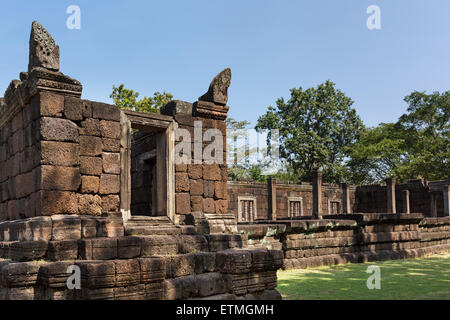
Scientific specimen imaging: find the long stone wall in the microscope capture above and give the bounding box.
[238,214,450,270]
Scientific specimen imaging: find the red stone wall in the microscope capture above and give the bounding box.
[0,92,122,221]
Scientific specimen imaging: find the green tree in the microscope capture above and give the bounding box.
[110,84,173,113]
[256,80,365,184]
[347,90,450,183]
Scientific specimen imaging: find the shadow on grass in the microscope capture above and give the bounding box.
[277,254,450,300]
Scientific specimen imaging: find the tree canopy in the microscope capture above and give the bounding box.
[348,90,450,184]
[256,80,365,184]
[110,84,173,114]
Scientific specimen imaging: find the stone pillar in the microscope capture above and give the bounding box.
[401,190,410,214]
[341,183,351,214]
[312,170,322,219]
[268,177,277,221]
[385,177,396,214]
[430,192,438,217]
[443,186,450,217]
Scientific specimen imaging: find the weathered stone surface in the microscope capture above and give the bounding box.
[203,164,221,181]
[76,260,115,288]
[117,237,141,259]
[78,238,118,260]
[80,136,102,156]
[47,240,78,261]
[203,198,215,213]
[9,241,48,261]
[198,68,231,105]
[190,196,203,212]
[99,174,120,195]
[51,215,81,240]
[176,193,190,214]
[175,172,189,192]
[80,119,101,136]
[102,152,120,174]
[203,180,215,198]
[41,141,79,166]
[64,96,83,121]
[214,181,227,199]
[40,117,79,142]
[140,236,178,256]
[40,166,81,191]
[39,191,78,216]
[190,179,203,196]
[80,156,102,176]
[187,164,202,179]
[138,257,166,283]
[81,176,100,194]
[92,102,120,121]
[78,194,102,216]
[36,92,64,117]
[102,138,120,152]
[114,259,140,286]
[102,195,120,212]
[215,200,228,214]
[100,120,120,139]
[28,21,59,72]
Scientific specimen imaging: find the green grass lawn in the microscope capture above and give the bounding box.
[277,253,450,300]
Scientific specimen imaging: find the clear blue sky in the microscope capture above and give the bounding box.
[1,0,449,127]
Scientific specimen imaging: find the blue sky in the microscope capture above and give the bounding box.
[0,0,449,127]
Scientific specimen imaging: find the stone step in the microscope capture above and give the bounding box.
[124,225,197,236]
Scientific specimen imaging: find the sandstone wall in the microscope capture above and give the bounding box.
[238,214,450,270]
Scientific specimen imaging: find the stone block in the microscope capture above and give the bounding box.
[80,119,101,136]
[114,284,146,300]
[102,138,120,152]
[81,217,97,239]
[140,236,178,256]
[114,259,140,287]
[80,136,102,157]
[38,261,76,288]
[187,164,202,179]
[203,198,215,213]
[39,191,79,216]
[203,181,215,198]
[40,166,81,191]
[176,172,190,192]
[1,262,41,287]
[80,176,100,194]
[190,179,203,196]
[216,250,252,274]
[145,282,164,300]
[51,215,81,241]
[203,164,221,181]
[215,200,228,214]
[99,174,120,195]
[80,156,103,176]
[78,194,102,216]
[96,218,124,238]
[40,141,80,167]
[190,196,203,212]
[38,92,64,117]
[47,240,78,261]
[176,193,190,214]
[166,254,196,278]
[40,117,79,142]
[100,120,120,139]
[78,238,118,260]
[64,96,83,121]
[177,235,208,254]
[92,102,120,121]
[101,195,120,212]
[117,237,141,259]
[196,273,226,297]
[138,257,166,284]
[9,241,48,262]
[102,152,120,174]
[214,181,227,199]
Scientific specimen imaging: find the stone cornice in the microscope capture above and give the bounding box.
[0,68,82,130]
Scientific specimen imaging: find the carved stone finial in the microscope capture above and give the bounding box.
[198,68,231,106]
[28,21,60,72]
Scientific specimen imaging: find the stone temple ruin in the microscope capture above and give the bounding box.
[0,22,448,300]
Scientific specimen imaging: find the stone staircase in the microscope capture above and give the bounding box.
[124,216,195,236]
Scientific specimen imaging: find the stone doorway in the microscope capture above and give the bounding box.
[120,110,176,223]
